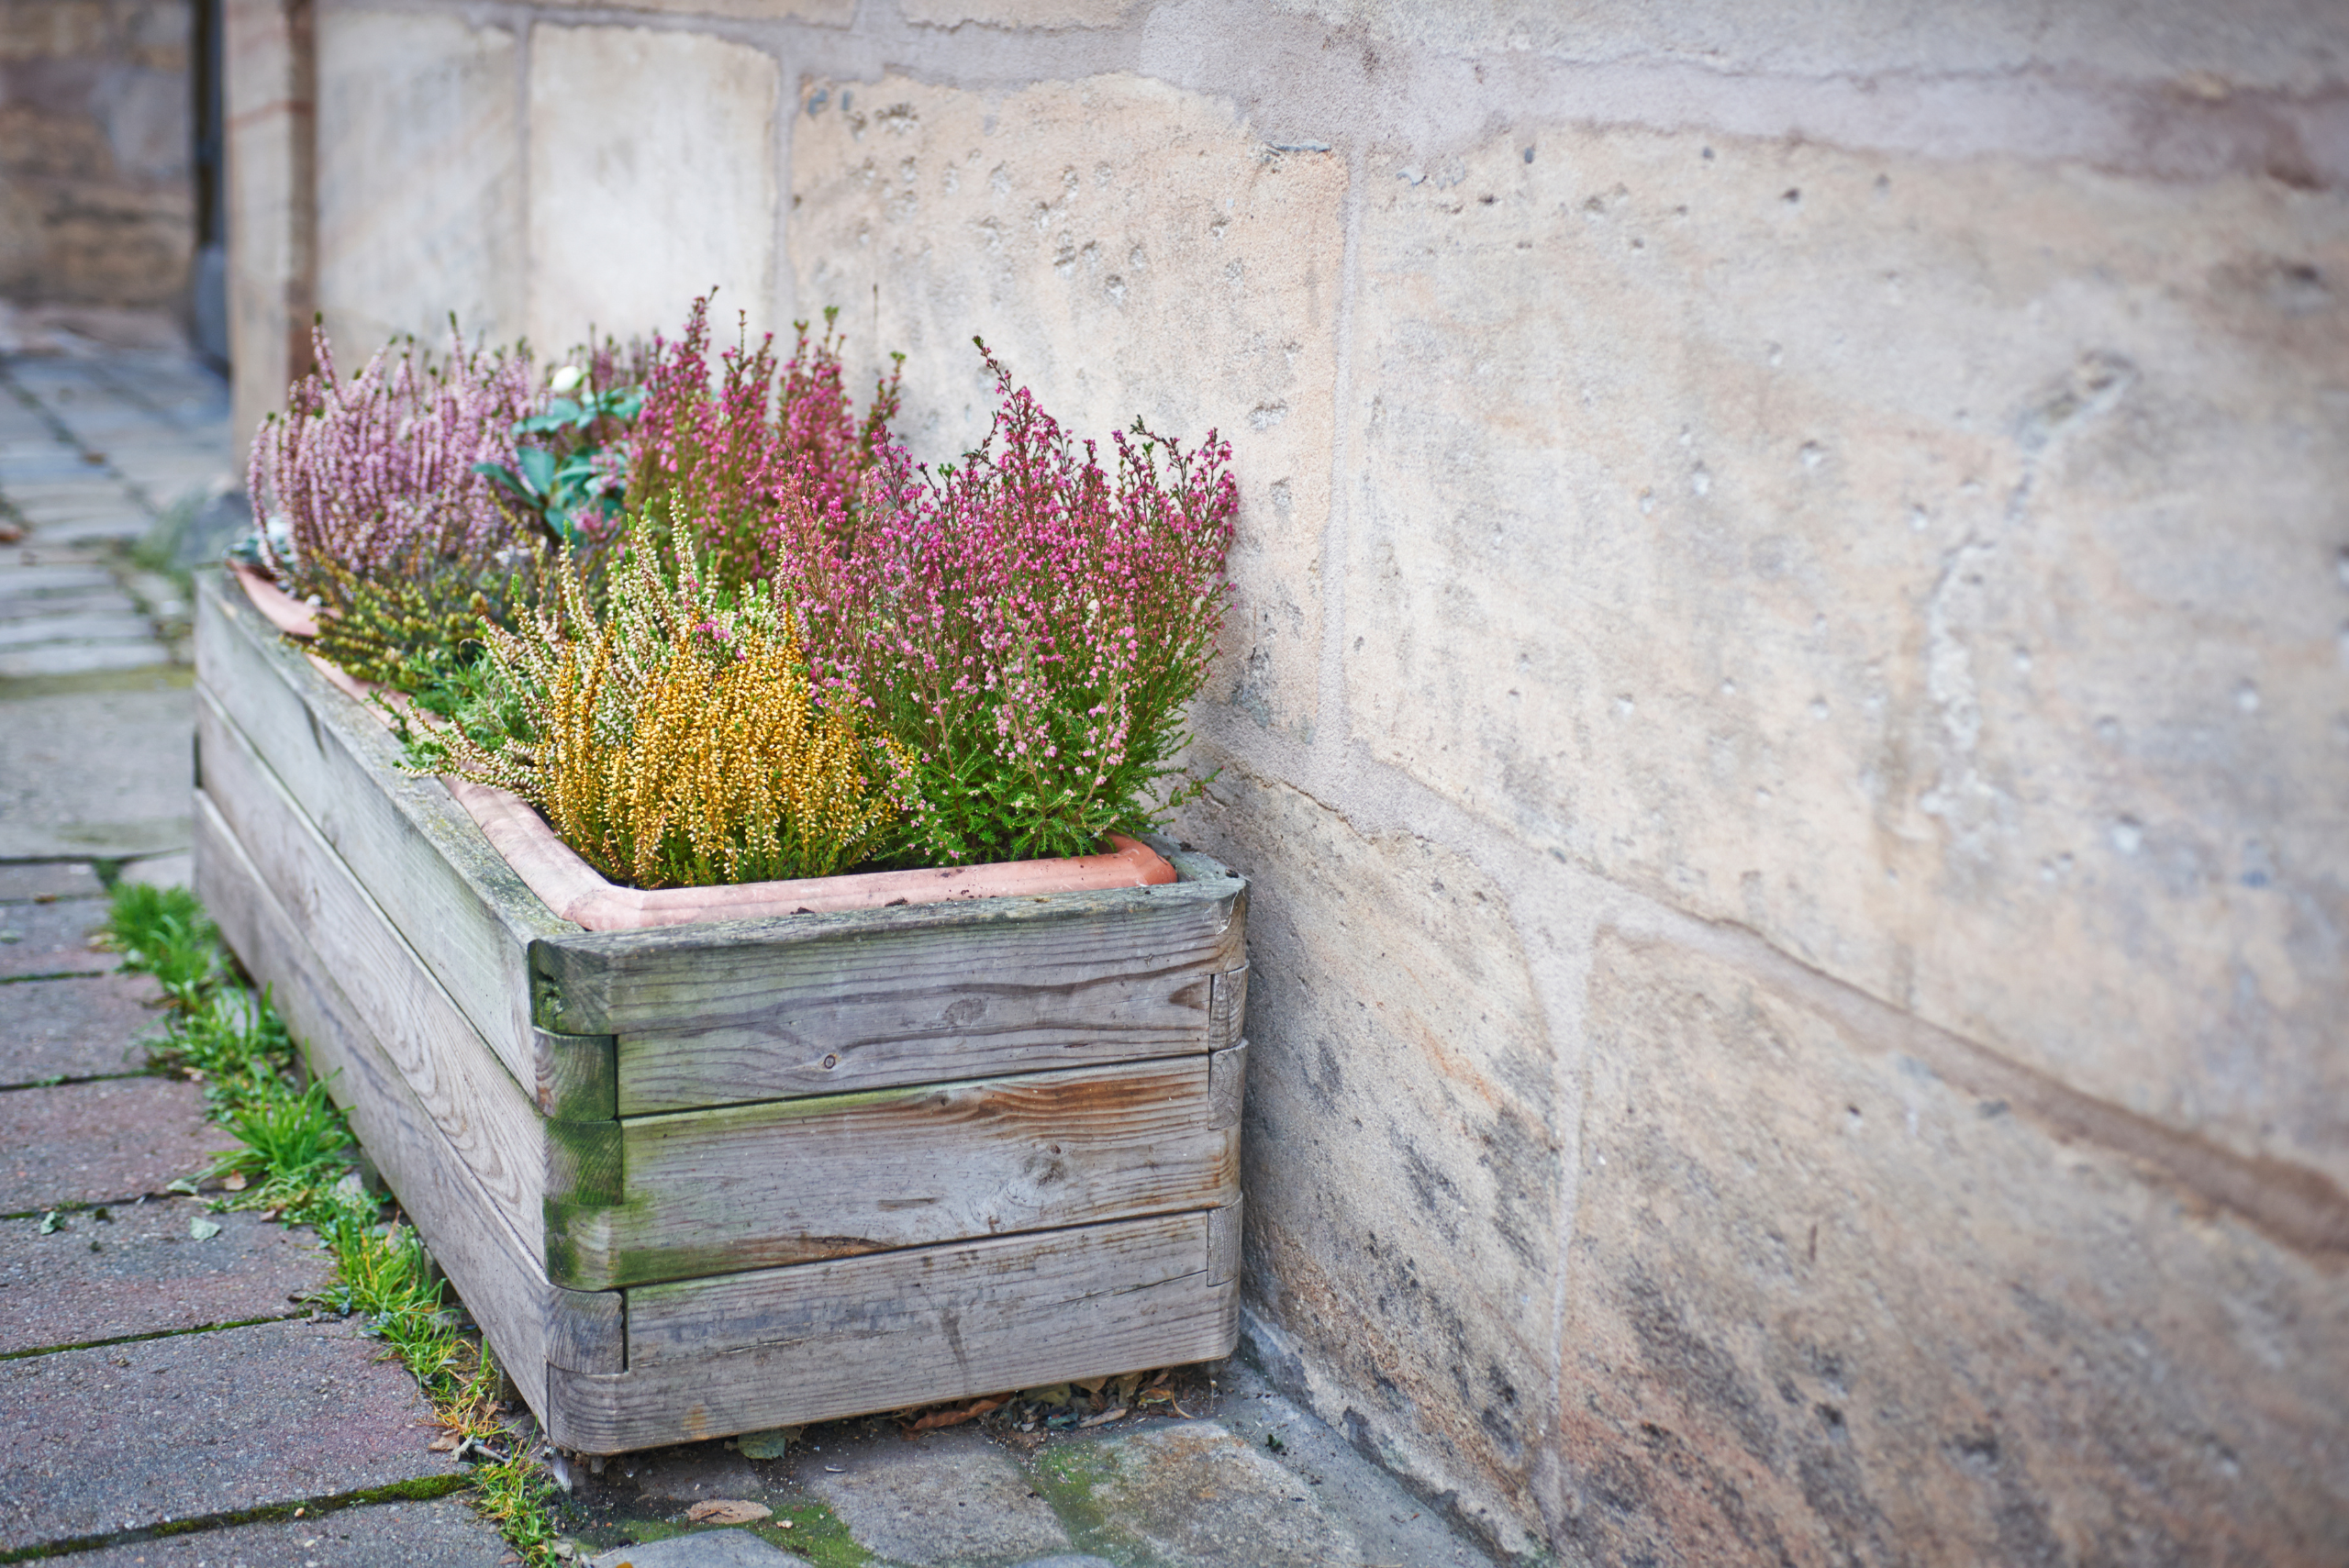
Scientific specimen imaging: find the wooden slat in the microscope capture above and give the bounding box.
[1208,963,1250,1051]
[549,1212,1236,1452]
[535,1028,618,1123]
[537,875,1247,1117]
[193,570,576,1094]
[1209,1196,1242,1286]
[555,1055,1239,1290]
[194,795,626,1418]
[195,688,554,1262]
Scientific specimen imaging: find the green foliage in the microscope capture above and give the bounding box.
[125,884,570,1567]
[476,381,643,551]
[105,883,222,1009]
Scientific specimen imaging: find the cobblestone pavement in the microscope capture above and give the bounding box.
[0,326,1500,1568]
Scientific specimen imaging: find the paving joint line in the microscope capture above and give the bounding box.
[0,1068,161,1093]
[1,1193,203,1222]
[0,1474,475,1563]
[0,1310,317,1363]
[0,970,116,985]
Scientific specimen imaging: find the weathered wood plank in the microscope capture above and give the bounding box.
[195,795,626,1411]
[555,1055,1238,1290]
[549,1212,1235,1452]
[1209,1197,1242,1287]
[1208,963,1250,1051]
[193,570,573,1091]
[535,1028,618,1123]
[537,876,1246,1116]
[196,688,555,1262]
[1209,1040,1248,1129]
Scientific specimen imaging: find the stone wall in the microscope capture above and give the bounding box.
[234,4,2349,1561]
[0,0,194,308]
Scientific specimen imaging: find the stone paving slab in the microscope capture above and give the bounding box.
[0,1076,223,1213]
[0,894,116,976]
[0,587,141,620]
[0,1197,325,1355]
[0,639,171,678]
[0,563,117,595]
[805,1430,1074,1565]
[0,685,192,858]
[0,860,106,900]
[0,610,161,646]
[52,1497,512,1567]
[0,972,162,1084]
[0,1317,461,1551]
[590,1532,811,1568]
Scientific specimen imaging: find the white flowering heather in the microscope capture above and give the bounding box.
[249,325,536,585]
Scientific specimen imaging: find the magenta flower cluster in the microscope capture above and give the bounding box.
[249,325,535,583]
[768,342,1238,865]
[628,296,899,589]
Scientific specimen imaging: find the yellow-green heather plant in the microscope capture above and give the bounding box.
[406,527,909,889]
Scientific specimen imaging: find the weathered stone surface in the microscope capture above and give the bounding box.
[527,26,779,352]
[803,1429,1072,1564]
[1341,125,2349,1188]
[1262,0,2349,91]
[1038,1422,1359,1567]
[789,72,1345,742]
[900,0,1135,27]
[224,0,317,455]
[0,685,190,859]
[0,971,160,1084]
[537,0,849,17]
[588,1529,812,1568]
[1172,760,1557,1553]
[0,1076,219,1212]
[316,9,524,353]
[60,1497,514,1567]
[628,1446,760,1502]
[0,1198,325,1354]
[1546,929,2349,1564]
[0,859,103,901]
[0,1317,458,1551]
[0,0,194,307]
[0,894,113,977]
[118,849,192,890]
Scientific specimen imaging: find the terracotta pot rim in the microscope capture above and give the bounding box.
[225,562,1177,930]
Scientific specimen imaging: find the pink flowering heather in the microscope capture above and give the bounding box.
[628,296,901,589]
[771,342,1238,866]
[248,324,536,586]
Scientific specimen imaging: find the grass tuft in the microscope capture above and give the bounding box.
[103,882,569,1565]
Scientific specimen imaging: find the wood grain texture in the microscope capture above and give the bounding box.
[1209,1196,1243,1286]
[1208,963,1250,1051]
[194,571,573,1087]
[563,1055,1239,1290]
[551,1212,1236,1452]
[539,875,1246,1117]
[194,795,570,1412]
[1208,1040,1249,1130]
[535,1028,618,1123]
[196,690,553,1260]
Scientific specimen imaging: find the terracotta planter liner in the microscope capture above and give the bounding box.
[228,562,1175,931]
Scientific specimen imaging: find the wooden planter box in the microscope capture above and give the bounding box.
[188,570,1248,1453]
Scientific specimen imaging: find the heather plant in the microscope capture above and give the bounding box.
[403,525,911,889]
[629,296,901,588]
[773,342,1238,867]
[250,324,535,590]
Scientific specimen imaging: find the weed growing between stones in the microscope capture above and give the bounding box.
[104,883,568,1566]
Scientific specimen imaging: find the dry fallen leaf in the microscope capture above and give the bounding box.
[685,1500,771,1525]
[429,1432,462,1452]
[1079,1407,1130,1428]
[222,1173,249,1192]
[909,1397,1005,1433]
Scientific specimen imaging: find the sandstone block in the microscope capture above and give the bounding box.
[528,26,780,352]
[788,72,1345,741]
[1341,124,2349,1187]
[317,10,523,352]
[1172,760,1558,1524]
[1552,929,2348,1563]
